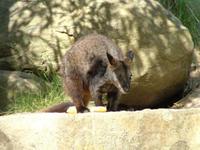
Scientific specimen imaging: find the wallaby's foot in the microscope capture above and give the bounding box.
[77,106,90,113]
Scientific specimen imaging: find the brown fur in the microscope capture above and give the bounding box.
[59,33,133,113]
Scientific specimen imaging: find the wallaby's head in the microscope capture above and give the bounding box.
[106,50,134,94]
[87,50,134,97]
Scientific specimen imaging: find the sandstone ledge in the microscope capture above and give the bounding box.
[0,109,200,150]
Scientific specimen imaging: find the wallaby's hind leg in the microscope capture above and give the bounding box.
[64,77,90,113]
[107,91,120,111]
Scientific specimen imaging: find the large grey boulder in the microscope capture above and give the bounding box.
[0,70,49,110]
[0,0,194,107]
[0,109,200,149]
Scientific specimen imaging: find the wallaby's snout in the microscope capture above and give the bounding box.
[120,78,131,94]
[124,83,131,93]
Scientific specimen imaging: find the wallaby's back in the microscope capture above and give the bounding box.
[63,34,124,78]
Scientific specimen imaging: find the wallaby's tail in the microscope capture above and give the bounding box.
[39,101,74,113]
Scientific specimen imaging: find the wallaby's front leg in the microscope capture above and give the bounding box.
[107,91,120,111]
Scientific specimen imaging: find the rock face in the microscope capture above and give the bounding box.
[0,70,49,110]
[0,0,194,107]
[114,1,194,108]
[0,109,200,149]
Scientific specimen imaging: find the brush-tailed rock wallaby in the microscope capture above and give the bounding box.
[43,33,134,113]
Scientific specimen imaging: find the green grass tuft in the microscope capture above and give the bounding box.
[4,74,68,114]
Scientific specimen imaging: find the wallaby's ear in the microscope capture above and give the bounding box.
[125,50,134,64]
[107,52,117,66]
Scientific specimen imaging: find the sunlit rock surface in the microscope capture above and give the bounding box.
[0,109,200,150]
